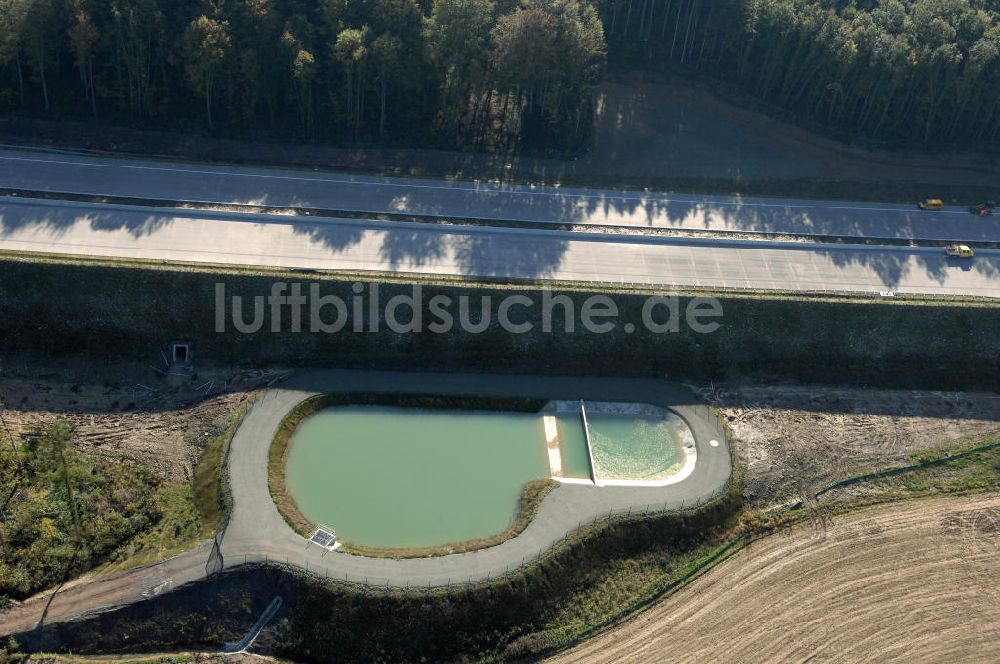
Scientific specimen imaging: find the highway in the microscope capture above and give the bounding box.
[1,197,999,297]
[2,147,999,241]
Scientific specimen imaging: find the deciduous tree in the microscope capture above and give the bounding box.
[179,14,231,128]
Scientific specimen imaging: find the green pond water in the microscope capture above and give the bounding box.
[555,414,593,479]
[285,405,549,548]
[588,414,682,482]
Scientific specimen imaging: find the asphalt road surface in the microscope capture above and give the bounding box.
[1,198,998,297]
[2,147,998,241]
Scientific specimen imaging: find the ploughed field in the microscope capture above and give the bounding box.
[549,494,1000,664]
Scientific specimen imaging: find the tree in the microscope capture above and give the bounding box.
[180,15,231,128]
[371,31,400,137]
[0,0,997,151]
[425,0,496,130]
[490,0,605,148]
[67,2,99,117]
[228,0,283,127]
[0,0,30,103]
[21,0,58,111]
[282,26,317,136]
[490,7,558,110]
[110,0,163,117]
[333,26,369,137]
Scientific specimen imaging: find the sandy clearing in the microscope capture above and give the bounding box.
[0,369,283,481]
[549,493,1000,664]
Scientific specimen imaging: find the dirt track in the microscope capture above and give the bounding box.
[549,493,1000,664]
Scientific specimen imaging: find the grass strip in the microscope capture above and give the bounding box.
[814,438,1000,500]
[193,394,258,537]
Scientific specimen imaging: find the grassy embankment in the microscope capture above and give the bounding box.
[2,255,999,391]
[267,392,556,557]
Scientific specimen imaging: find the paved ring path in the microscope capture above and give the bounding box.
[220,369,732,586]
[0,369,731,635]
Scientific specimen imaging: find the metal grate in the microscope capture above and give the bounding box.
[309,527,337,549]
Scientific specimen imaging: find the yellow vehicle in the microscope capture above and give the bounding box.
[918,198,944,210]
[946,244,974,258]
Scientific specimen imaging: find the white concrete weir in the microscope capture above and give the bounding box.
[544,400,698,487]
[542,414,563,478]
[579,400,600,486]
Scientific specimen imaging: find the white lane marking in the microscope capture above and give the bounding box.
[0,154,969,216]
[0,155,108,167]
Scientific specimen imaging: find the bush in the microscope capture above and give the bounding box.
[0,422,162,599]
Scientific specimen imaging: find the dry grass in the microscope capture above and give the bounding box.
[267,396,324,538]
[192,394,257,536]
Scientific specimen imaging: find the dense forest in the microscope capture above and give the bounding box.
[604,0,1000,147]
[1,0,999,152]
[0,0,606,152]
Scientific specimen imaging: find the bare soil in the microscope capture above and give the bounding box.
[549,493,1000,664]
[584,76,1000,185]
[694,382,1000,509]
[0,367,286,482]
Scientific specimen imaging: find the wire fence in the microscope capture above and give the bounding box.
[211,495,718,591]
[209,438,1000,591]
